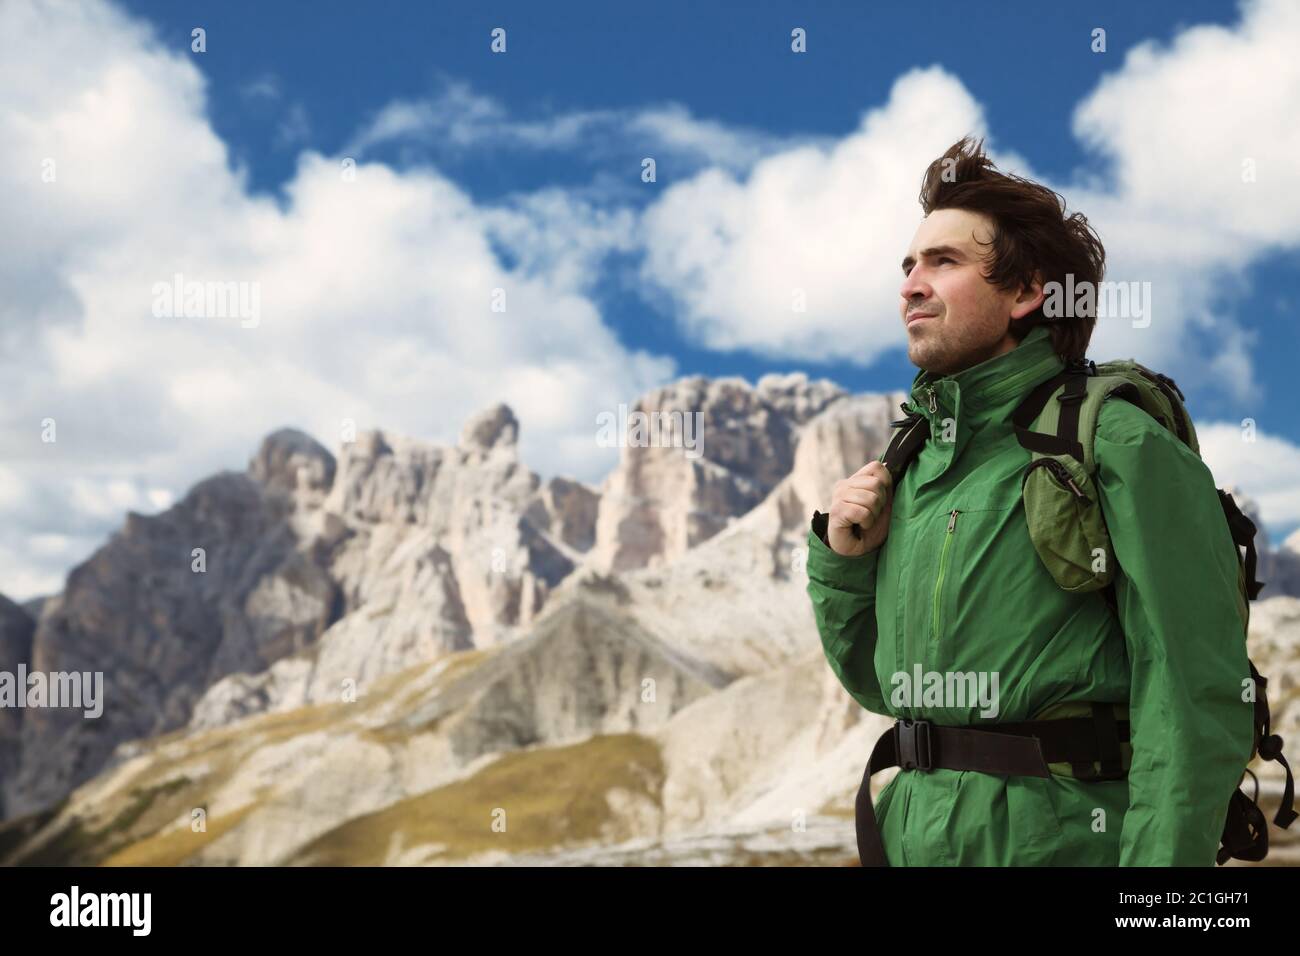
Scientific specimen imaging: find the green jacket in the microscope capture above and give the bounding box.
[805,324,1256,865]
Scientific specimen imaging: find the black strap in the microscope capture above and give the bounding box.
[843,404,930,541]
[1092,702,1124,778]
[1056,369,1088,452]
[1218,774,1269,864]
[1134,366,1192,446]
[1214,663,1296,863]
[1248,659,1297,829]
[856,711,1127,866]
[880,403,929,487]
[1218,490,1267,600]
[1010,369,1088,461]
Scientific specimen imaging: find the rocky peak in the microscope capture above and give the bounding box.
[756,371,846,426]
[585,372,848,573]
[459,403,519,456]
[249,428,336,504]
[3,470,336,819]
[326,429,446,526]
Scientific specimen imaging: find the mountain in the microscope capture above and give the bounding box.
[0,596,34,814]
[0,373,1296,866]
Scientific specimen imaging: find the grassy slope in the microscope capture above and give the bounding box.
[290,733,665,865]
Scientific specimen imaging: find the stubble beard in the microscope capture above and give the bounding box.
[909,318,1002,377]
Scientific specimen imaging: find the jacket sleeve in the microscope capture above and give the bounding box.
[1094,398,1256,866]
[805,510,888,714]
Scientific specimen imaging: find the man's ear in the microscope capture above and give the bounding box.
[1010,270,1046,320]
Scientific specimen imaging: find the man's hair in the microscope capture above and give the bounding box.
[918,136,1106,363]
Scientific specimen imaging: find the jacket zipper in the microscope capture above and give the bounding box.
[926,385,937,414]
[931,509,960,646]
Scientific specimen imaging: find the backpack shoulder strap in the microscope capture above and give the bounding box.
[1010,359,1147,474]
[879,402,930,486]
[1008,360,1199,608]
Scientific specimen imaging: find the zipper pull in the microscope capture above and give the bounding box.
[947,508,959,532]
[1046,459,1087,499]
[927,386,937,414]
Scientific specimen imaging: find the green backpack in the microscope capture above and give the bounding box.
[877,355,1297,864]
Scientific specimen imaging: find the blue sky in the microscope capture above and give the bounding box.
[118,0,1295,406]
[2,0,1299,596]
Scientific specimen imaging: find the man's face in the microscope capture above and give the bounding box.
[899,207,1042,376]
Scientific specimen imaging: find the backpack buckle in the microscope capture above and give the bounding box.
[895,718,933,771]
[890,401,923,429]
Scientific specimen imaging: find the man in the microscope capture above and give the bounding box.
[806,137,1255,866]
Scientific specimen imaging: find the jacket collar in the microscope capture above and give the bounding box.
[907,323,1065,428]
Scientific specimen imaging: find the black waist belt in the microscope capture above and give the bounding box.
[856,704,1130,866]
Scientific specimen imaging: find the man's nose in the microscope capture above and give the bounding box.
[900,268,931,305]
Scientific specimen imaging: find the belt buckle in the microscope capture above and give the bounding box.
[896,718,933,771]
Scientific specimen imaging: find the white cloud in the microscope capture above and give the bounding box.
[1062,0,1300,404]
[68,478,150,521]
[638,65,990,364]
[344,73,802,173]
[1072,0,1300,246]
[636,0,1300,397]
[0,0,675,599]
[1199,421,1300,544]
[274,102,312,150]
[0,467,27,514]
[477,188,640,292]
[240,73,282,102]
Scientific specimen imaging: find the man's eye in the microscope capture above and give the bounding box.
[903,257,953,275]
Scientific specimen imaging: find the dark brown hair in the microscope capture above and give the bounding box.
[917,136,1105,363]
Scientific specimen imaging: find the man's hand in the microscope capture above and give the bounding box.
[827,460,893,557]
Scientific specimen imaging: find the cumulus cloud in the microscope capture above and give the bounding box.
[638,65,990,364]
[0,0,673,598]
[1063,0,1300,403]
[636,0,1299,397]
[1199,421,1300,543]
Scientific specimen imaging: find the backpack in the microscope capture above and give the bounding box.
[878,355,1297,865]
